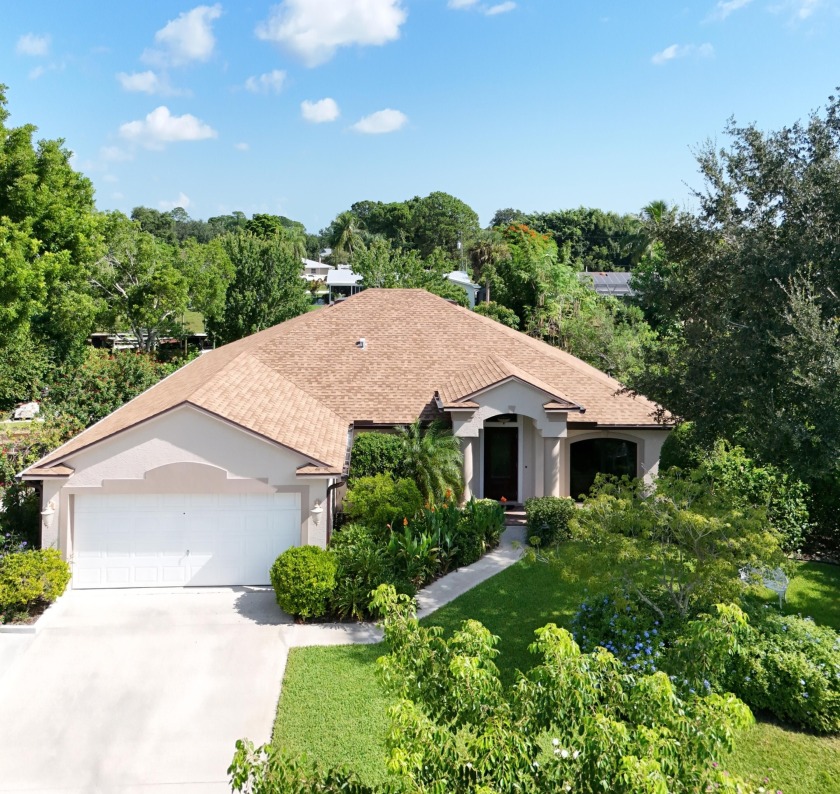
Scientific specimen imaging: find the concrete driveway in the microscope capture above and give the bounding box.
[0,588,290,794]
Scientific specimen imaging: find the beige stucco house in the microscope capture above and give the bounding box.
[21,289,670,590]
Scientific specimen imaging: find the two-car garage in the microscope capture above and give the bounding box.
[71,492,302,589]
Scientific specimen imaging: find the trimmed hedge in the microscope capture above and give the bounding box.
[270,546,337,620]
[524,496,576,546]
[0,548,71,622]
[344,474,424,536]
[348,432,406,482]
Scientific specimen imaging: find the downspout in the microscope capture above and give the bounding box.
[325,479,345,545]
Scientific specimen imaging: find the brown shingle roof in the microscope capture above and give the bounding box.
[24,289,666,476]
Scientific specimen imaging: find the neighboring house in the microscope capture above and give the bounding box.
[301,258,334,282]
[324,265,481,306]
[326,265,363,301]
[579,271,635,298]
[444,270,481,308]
[21,289,670,590]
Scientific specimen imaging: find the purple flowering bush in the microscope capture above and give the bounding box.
[570,591,679,676]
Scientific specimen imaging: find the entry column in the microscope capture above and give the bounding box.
[544,436,563,497]
[461,436,476,502]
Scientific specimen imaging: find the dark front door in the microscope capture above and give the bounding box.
[484,427,518,502]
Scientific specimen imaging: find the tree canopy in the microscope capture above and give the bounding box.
[630,93,840,536]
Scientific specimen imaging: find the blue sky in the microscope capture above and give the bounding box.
[3,0,839,232]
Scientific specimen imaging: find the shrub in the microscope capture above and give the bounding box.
[347,432,405,482]
[0,548,71,622]
[270,546,337,620]
[659,421,703,471]
[701,441,811,552]
[524,496,575,546]
[571,591,679,676]
[344,474,424,536]
[329,524,389,621]
[672,604,840,734]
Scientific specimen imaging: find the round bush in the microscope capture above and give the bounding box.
[524,496,576,546]
[270,546,337,620]
[0,548,71,621]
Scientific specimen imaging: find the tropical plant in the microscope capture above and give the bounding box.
[396,420,463,503]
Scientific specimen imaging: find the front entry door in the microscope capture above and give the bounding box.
[483,426,518,502]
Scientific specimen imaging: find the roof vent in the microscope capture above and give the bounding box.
[355,338,367,350]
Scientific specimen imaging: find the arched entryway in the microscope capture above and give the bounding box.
[569,438,638,499]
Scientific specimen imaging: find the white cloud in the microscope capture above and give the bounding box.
[119,106,218,149]
[255,0,407,67]
[485,2,516,14]
[244,69,287,94]
[651,42,714,65]
[301,97,340,123]
[143,4,222,67]
[708,0,753,20]
[112,192,125,201]
[352,108,407,134]
[103,174,119,183]
[16,33,51,56]
[448,0,479,7]
[116,70,183,96]
[159,192,192,210]
[234,142,249,151]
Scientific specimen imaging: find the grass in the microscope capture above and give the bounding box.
[272,645,391,784]
[272,546,840,792]
[183,310,204,333]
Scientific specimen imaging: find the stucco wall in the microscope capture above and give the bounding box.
[42,405,330,558]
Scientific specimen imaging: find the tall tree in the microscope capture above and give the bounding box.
[630,93,840,535]
[0,84,101,360]
[92,212,188,353]
[208,231,310,344]
[408,191,480,260]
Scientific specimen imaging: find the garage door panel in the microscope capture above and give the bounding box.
[72,493,301,589]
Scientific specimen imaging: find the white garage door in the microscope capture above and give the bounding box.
[72,492,301,589]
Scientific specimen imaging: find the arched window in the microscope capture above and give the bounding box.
[569,438,638,500]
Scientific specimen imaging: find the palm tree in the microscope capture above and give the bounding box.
[396,419,464,502]
[468,232,510,304]
[329,211,365,261]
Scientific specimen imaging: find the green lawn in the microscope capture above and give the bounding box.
[272,545,840,792]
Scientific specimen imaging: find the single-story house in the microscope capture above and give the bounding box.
[21,289,670,590]
[326,265,363,301]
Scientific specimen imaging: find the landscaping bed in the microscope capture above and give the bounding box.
[272,545,840,793]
